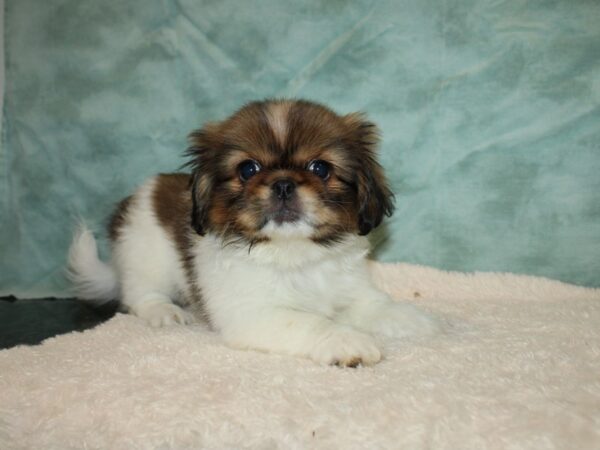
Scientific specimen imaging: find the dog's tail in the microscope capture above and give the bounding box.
[67,223,119,304]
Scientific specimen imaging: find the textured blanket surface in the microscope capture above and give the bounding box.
[1,262,599,449]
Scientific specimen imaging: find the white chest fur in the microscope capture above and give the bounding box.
[193,234,372,329]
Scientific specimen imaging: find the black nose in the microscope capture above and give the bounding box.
[272,179,296,200]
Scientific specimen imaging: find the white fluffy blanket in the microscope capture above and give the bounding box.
[1,262,599,449]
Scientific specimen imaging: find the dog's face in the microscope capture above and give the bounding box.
[187,100,394,245]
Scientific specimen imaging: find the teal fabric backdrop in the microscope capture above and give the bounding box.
[1,0,599,296]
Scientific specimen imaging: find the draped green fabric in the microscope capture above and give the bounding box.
[2,0,599,296]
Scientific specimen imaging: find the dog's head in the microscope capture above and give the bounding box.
[186,99,394,245]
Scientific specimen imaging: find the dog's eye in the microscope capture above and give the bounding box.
[307,160,331,180]
[239,160,261,181]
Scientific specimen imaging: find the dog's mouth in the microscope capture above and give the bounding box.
[265,197,304,226]
[257,200,315,238]
[270,206,301,225]
[265,199,303,226]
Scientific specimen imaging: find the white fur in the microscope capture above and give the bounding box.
[109,178,194,326]
[264,101,292,147]
[68,176,440,366]
[67,224,119,304]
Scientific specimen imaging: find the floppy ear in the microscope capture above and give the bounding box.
[189,171,209,236]
[343,113,395,236]
[185,123,221,236]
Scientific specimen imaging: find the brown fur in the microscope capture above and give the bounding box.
[150,174,209,321]
[105,99,392,325]
[186,99,394,245]
[108,196,133,241]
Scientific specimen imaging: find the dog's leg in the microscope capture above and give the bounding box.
[119,266,195,327]
[110,178,195,327]
[125,292,195,327]
[219,308,381,367]
[336,287,441,339]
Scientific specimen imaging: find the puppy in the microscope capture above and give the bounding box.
[68,99,439,367]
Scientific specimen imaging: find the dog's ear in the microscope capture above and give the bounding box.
[343,113,395,236]
[189,171,209,236]
[185,123,221,236]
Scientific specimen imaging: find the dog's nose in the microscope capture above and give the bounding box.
[272,179,296,200]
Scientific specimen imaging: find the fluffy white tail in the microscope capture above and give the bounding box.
[67,224,119,304]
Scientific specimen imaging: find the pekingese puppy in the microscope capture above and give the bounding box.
[68,99,439,367]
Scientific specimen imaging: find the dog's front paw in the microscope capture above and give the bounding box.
[132,301,195,327]
[370,302,442,338]
[311,326,381,367]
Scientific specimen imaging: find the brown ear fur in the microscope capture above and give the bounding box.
[185,123,221,236]
[343,113,395,235]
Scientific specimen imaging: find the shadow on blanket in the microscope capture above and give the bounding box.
[0,296,117,349]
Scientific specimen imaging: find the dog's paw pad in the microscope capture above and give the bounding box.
[334,356,363,368]
[312,327,381,367]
